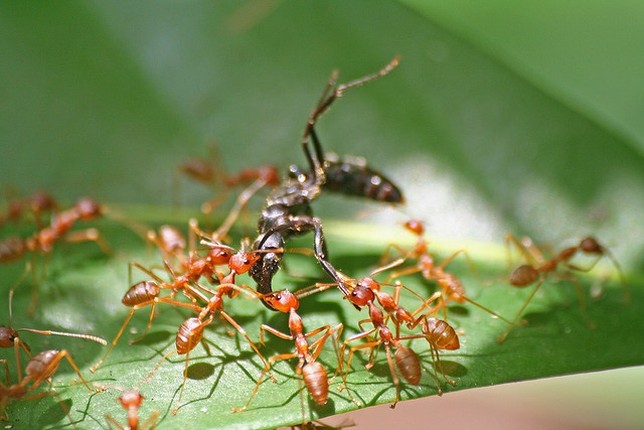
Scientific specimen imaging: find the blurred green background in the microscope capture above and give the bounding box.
[1,1,642,428]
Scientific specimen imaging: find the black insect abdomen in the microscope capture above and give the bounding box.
[323,160,404,203]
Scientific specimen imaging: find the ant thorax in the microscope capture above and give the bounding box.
[323,152,368,168]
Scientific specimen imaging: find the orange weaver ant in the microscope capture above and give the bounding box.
[0,197,109,314]
[397,316,460,395]
[323,271,460,400]
[105,390,159,430]
[0,348,99,420]
[0,190,57,230]
[384,219,512,324]
[91,237,268,373]
[166,279,272,414]
[233,289,342,413]
[1,290,106,383]
[498,234,628,342]
[177,145,281,239]
[338,277,422,408]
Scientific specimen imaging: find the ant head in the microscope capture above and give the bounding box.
[0,326,19,348]
[208,246,233,265]
[348,283,375,307]
[509,264,539,287]
[75,197,102,220]
[357,277,380,292]
[404,219,424,236]
[579,237,603,255]
[229,251,260,274]
[258,165,281,186]
[263,290,299,313]
[157,225,186,252]
[29,191,57,212]
[119,390,144,409]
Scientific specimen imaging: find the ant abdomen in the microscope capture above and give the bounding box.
[25,350,59,380]
[424,318,460,350]
[394,346,421,385]
[176,317,204,355]
[302,361,329,405]
[121,281,160,307]
[0,237,25,263]
[509,264,540,287]
[323,159,404,204]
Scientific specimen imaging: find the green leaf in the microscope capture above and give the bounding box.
[1,1,643,429]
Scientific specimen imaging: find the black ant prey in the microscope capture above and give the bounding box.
[250,57,404,305]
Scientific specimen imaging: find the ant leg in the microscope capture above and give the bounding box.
[219,310,271,370]
[291,215,350,298]
[27,350,96,392]
[211,176,271,241]
[302,57,401,179]
[233,351,299,413]
[301,70,339,175]
[504,233,543,269]
[65,228,111,255]
[497,277,545,343]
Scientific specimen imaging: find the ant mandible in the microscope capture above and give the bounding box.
[250,57,404,307]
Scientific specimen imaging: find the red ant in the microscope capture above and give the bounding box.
[165,277,272,414]
[384,219,512,325]
[176,146,280,237]
[232,289,342,413]
[361,276,461,395]
[498,234,628,342]
[0,197,109,313]
[90,238,256,373]
[397,316,460,395]
[1,290,106,383]
[0,190,57,229]
[0,348,99,420]
[145,224,188,269]
[105,390,159,430]
[0,290,105,419]
[325,273,460,400]
[338,277,422,408]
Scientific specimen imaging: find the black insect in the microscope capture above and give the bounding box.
[250,57,404,307]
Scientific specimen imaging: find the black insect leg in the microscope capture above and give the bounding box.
[289,215,352,299]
